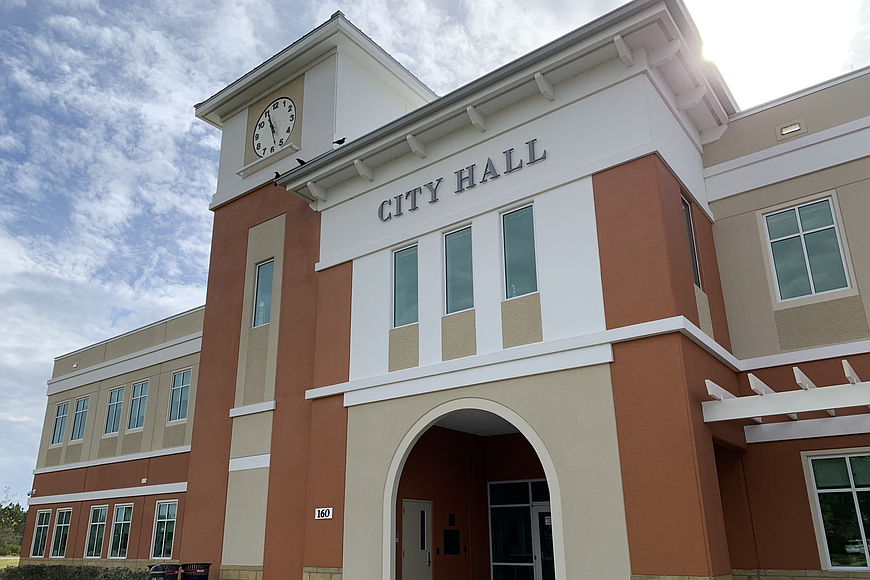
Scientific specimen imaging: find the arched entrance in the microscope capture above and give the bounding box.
[382,399,565,580]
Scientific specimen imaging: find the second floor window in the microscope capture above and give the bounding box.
[128,381,148,430]
[169,370,190,422]
[445,227,474,314]
[105,388,124,434]
[765,198,848,300]
[51,402,68,445]
[253,260,274,327]
[682,198,701,287]
[70,397,88,441]
[394,246,418,327]
[503,206,538,299]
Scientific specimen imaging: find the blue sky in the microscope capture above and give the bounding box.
[1,0,868,505]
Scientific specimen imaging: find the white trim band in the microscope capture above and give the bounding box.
[33,446,191,475]
[228,454,270,472]
[28,482,187,506]
[47,333,202,396]
[745,414,870,444]
[229,401,276,418]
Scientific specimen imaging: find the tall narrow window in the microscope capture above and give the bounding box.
[50,508,71,557]
[765,198,848,300]
[105,388,123,435]
[30,510,51,557]
[810,454,870,568]
[503,206,537,299]
[51,402,69,445]
[85,506,107,558]
[70,397,88,441]
[109,504,133,559]
[682,198,701,287]
[394,246,418,327]
[253,260,274,327]
[169,370,190,422]
[128,381,148,429]
[445,227,474,314]
[152,501,177,559]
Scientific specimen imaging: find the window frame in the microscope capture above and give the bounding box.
[681,197,702,289]
[252,259,275,328]
[84,505,108,559]
[128,380,148,431]
[168,369,191,423]
[30,509,51,558]
[104,387,124,435]
[392,244,419,328]
[70,396,89,442]
[51,402,69,446]
[50,508,72,558]
[150,500,178,560]
[108,503,133,559]
[763,196,850,303]
[444,225,475,316]
[501,204,539,301]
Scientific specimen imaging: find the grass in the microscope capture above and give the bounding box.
[0,558,18,570]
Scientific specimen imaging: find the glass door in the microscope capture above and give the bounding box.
[531,506,555,580]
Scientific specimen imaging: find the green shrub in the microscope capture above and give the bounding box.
[0,565,148,580]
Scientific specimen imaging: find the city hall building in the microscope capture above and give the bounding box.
[19,1,870,579]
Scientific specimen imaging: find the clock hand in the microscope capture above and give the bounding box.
[265,111,277,146]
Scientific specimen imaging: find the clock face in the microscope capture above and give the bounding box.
[252,97,296,158]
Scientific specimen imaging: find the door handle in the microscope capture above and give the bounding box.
[427,551,431,566]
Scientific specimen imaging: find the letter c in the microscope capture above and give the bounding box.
[378,199,392,222]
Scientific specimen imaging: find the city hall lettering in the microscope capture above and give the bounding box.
[377,138,547,222]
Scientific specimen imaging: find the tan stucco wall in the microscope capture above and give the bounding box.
[343,364,632,580]
[388,324,419,371]
[229,412,273,459]
[221,467,270,566]
[703,72,870,167]
[501,292,543,348]
[694,285,715,338]
[441,309,476,361]
[711,158,870,358]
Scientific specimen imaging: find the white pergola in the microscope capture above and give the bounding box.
[702,360,870,443]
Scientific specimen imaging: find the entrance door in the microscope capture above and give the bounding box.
[531,506,555,580]
[402,499,432,580]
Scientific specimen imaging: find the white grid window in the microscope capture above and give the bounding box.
[30,510,51,557]
[810,454,870,569]
[105,388,124,434]
[765,198,849,300]
[128,381,148,430]
[169,370,190,422]
[71,397,88,441]
[51,402,68,445]
[152,501,177,559]
[50,508,71,558]
[85,506,107,558]
[109,504,133,559]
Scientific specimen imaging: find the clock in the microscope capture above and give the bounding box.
[252,97,296,158]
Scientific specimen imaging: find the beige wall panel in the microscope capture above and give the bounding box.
[64,442,82,464]
[163,424,186,449]
[98,436,118,458]
[221,468,270,566]
[104,323,167,362]
[837,178,870,329]
[121,431,143,455]
[45,446,61,467]
[235,215,285,408]
[388,324,419,371]
[694,286,715,338]
[775,295,870,351]
[441,310,477,361]
[165,309,205,342]
[501,293,544,348]
[243,327,269,406]
[53,343,106,378]
[229,412,274,459]
[703,74,870,167]
[712,212,782,358]
[243,75,305,167]
[343,365,631,580]
[711,157,870,220]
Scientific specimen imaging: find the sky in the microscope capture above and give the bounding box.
[0,0,868,505]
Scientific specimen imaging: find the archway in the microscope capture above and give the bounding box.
[382,399,566,580]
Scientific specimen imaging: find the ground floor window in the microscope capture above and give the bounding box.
[810,454,870,568]
[30,510,51,557]
[152,501,177,559]
[85,506,107,558]
[489,480,553,580]
[50,508,71,558]
[110,504,133,558]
